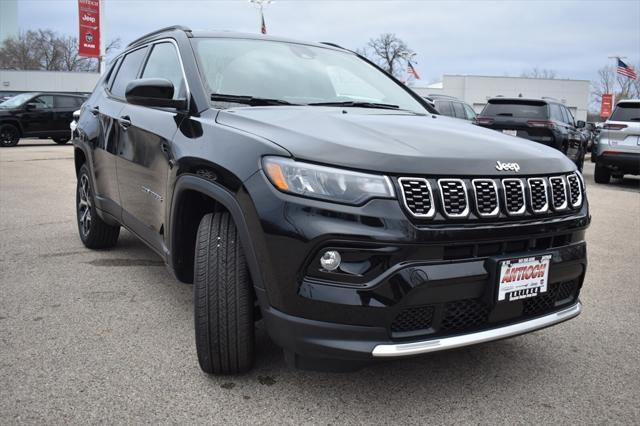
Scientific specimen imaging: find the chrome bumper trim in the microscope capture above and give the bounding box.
[372,302,581,357]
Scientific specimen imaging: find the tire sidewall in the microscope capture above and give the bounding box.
[0,124,20,147]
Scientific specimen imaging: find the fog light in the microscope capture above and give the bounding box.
[320,250,341,271]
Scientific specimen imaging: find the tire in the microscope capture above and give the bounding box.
[76,164,120,248]
[0,124,20,147]
[54,137,70,145]
[575,146,585,172]
[194,212,255,375]
[594,164,611,184]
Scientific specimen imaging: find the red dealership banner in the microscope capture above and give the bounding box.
[78,0,100,58]
[600,93,613,118]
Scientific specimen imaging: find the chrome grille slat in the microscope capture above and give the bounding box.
[472,179,499,217]
[566,174,582,208]
[549,176,568,211]
[527,178,549,213]
[398,178,435,218]
[397,174,580,219]
[502,179,526,215]
[438,179,469,218]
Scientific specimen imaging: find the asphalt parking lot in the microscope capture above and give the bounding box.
[1,139,639,424]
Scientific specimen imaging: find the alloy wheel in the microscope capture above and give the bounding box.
[78,174,92,236]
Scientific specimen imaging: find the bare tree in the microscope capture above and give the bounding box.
[358,33,413,78]
[0,29,121,72]
[592,64,640,108]
[520,67,558,79]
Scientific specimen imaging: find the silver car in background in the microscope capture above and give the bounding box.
[593,99,640,183]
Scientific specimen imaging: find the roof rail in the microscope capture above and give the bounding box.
[320,42,345,49]
[127,25,192,47]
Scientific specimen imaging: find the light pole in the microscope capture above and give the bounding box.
[249,0,273,34]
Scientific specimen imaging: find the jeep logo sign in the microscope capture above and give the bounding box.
[496,161,520,172]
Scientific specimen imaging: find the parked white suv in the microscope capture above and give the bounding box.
[593,99,640,183]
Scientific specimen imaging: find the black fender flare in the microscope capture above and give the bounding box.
[168,174,265,289]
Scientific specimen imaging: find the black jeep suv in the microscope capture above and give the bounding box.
[476,98,587,170]
[73,26,589,374]
[0,92,86,147]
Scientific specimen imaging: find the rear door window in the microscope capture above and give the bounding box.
[452,102,465,119]
[54,96,79,108]
[482,100,547,119]
[435,100,453,116]
[110,47,148,98]
[610,102,640,122]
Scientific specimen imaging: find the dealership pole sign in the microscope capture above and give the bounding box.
[78,0,100,58]
[600,93,613,118]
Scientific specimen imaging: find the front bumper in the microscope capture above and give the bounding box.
[243,170,589,361]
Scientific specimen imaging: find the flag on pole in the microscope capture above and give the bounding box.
[261,10,267,34]
[616,58,637,80]
[407,61,420,80]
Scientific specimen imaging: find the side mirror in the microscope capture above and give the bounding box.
[25,102,37,111]
[576,120,586,128]
[125,78,186,110]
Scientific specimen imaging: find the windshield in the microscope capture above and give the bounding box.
[0,93,33,108]
[610,102,640,122]
[192,38,428,114]
[481,100,548,119]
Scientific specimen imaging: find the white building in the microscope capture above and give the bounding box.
[411,75,591,121]
[0,70,100,96]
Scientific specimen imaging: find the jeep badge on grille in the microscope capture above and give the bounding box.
[496,161,520,172]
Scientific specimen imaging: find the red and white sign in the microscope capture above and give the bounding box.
[600,93,613,118]
[78,0,100,58]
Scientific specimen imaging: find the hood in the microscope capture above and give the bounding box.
[216,107,576,176]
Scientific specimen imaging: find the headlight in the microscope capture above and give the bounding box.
[262,156,395,205]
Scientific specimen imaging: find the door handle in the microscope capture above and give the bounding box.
[118,115,131,130]
[90,106,99,116]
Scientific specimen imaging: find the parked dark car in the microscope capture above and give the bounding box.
[73,26,589,374]
[425,94,477,121]
[476,98,587,170]
[0,92,87,147]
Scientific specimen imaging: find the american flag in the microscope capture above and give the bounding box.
[617,58,637,80]
[407,61,420,80]
[261,11,267,34]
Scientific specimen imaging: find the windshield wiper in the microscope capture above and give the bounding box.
[211,94,296,106]
[307,101,401,110]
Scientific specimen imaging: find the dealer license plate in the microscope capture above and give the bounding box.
[497,255,551,302]
[502,129,518,136]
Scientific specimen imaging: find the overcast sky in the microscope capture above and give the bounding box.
[17,0,640,84]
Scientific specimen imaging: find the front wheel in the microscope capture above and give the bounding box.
[0,124,20,147]
[76,164,120,248]
[594,164,611,184]
[194,212,255,375]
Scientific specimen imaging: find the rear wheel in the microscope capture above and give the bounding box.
[194,212,255,375]
[594,164,611,184]
[0,124,20,147]
[76,164,120,248]
[53,137,69,145]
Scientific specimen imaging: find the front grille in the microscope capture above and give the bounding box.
[438,179,469,217]
[390,305,435,333]
[522,280,578,316]
[549,176,568,211]
[398,173,582,220]
[566,174,582,208]
[472,179,499,217]
[502,179,526,215]
[527,178,549,213]
[398,178,435,218]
